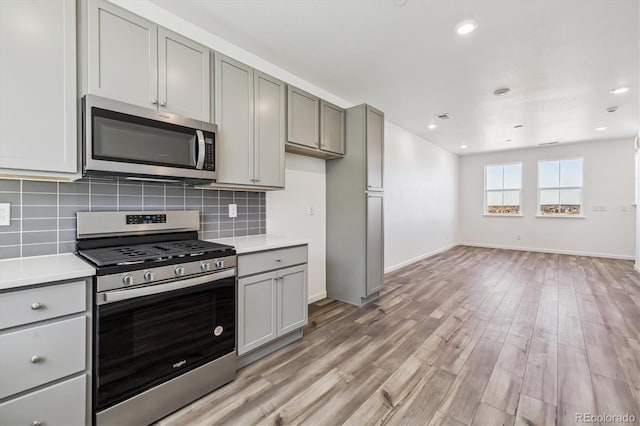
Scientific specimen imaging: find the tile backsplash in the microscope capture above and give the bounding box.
[0,179,266,260]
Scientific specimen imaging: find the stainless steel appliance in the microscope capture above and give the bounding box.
[76,211,236,426]
[82,94,218,184]
[326,104,385,306]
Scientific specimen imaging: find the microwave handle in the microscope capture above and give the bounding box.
[195,130,205,170]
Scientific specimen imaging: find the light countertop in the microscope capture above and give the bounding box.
[211,235,309,254]
[0,253,96,291]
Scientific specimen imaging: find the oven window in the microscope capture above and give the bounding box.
[96,278,235,411]
[92,108,197,168]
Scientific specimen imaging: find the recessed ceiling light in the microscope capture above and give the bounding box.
[460,144,468,149]
[455,19,478,35]
[610,86,630,94]
[428,124,437,130]
[514,124,523,129]
[595,126,608,131]
[493,87,510,96]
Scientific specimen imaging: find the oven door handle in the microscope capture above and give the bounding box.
[98,268,236,305]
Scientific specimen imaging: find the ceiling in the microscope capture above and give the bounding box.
[150,0,639,155]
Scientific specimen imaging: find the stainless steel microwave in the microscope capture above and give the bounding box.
[83,95,217,184]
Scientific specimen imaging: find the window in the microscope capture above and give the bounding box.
[538,158,583,216]
[485,162,522,215]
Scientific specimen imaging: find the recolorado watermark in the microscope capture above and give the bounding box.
[576,413,637,423]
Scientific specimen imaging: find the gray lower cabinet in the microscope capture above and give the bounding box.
[236,246,308,361]
[213,54,285,189]
[0,278,92,426]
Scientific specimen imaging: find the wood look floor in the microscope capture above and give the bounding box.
[159,247,640,426]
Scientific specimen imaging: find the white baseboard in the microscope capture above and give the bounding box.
[384,244,457,274]
[634,264,640,274]
[458,242,635,261]
[308,290,327,304]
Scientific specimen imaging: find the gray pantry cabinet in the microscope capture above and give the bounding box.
[236,245,308,366]
[0,278,93,426]
[82,0,210,121]
[0,0,77,176]
[286,86,345,159]
[326,104,385,306]
[213,53,285,189]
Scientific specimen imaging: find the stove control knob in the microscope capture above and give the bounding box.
[122,275,135,286]
[201,262,211,272]
[144,271,155,282]
[215,260,224,269]
[175,267,185,277]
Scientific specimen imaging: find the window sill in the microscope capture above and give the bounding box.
[483,214,523,217]
[535,215,586,219]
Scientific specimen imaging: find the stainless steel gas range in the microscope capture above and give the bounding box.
[75,210,236,426]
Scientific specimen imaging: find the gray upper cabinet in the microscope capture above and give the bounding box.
[214,54,285,188]
[214,53,254,186]
[320,100,345,155]
[158,28,210,121]
[253,71,286,188]
[0,0,77,176]
[287,86,320,149]
[85,0,210,121]
[366,105,384,190]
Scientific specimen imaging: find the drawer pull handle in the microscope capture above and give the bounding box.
[31,355,43,364]
[31,302,44,310]
[32,421,43,426]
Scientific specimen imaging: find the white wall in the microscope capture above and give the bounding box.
[459,138,636,259]
[266,154,326,302]
[384,123,459,272]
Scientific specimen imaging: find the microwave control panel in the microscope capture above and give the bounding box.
[126,214,167,225]
[204,137,215,171]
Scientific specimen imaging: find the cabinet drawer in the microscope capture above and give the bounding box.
[238,245,308,277]
[0,280,86,330]
[0,374,86,426]
[0,316,86,399]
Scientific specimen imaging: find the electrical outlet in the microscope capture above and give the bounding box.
[228,204,237,218]
[0,203,10,226]
[516,234,522,241]
[308,205,315,216]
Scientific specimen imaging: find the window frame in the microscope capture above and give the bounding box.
[536,157,584,218]
[483,161,523,216]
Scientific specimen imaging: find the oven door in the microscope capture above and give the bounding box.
[94,269,235,412]
[83,94,217,181]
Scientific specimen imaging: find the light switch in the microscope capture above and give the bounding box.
[228,204,237,218]
[0,203,10,226]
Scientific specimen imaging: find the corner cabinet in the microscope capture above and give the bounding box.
[0,0,78,177]
[83,0,210,121]
[286,86,345,159]
[213,53,285,189]
[236,245,308,366]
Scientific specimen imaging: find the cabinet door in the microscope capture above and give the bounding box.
[237,272,276,355]
[87,0,157,109]
[254,71,285,188]
[0,0,77,173]
[320,100,345,155]
[287,86,319,149]
[366,106,384,191]
[214,53,254,185]
[277,265,308,336]
[366,194,384,296]
[158,28,210,121]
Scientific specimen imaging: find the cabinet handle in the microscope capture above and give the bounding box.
[31,302,43,310]
[151,99,158,105]
[275,259,282,262]
[160,101,167,107]
[31,355,43,364]
[32,421,43,426]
